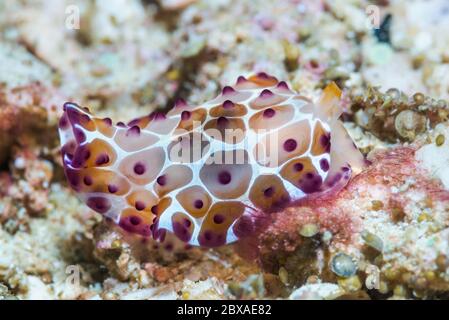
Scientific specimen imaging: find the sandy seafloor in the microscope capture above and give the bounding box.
[0,0,449,300]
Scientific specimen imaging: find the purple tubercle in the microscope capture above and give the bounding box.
[87,196,111,214]
[217,116,229,128]
[130,216,142,226]
[194,199,204,209]
[298,174,323,194]
[150,112,166,121]
[95,154,109,166]
[222,86,235,95]
[320,133,331,153]
[156,175,167,186]
[263,186,275,197]
[65,169,80,189]
[260,89,274,98]
[59,115,69,129]
[181,111,191,121]
[236,76,247,84]
[108,184,118,193]
[71,146,90,168]
[223,100,235,109]
[213,214,225,224]
[103,118,113,126]
[294,162,304,172]
[218,171,231,185]
[83,176,93,186]
[126,125,141,136]
[134,163,146,175]
[263,108,275,118]
[173,221,192,243]
[199,230,225,247]
[320,158,330,172]
[175,98,187,108]
[73,127,86,143]
[327,173,343,188]
[277,81,289,90]
[283,139,297,152]
[135,201,146,211]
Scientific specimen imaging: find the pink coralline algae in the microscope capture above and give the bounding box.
[236,146,449,283]
[58,73,365,248]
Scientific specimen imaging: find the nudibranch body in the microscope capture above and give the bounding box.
[59,73,365,248]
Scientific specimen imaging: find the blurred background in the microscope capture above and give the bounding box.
[1,0,449,300]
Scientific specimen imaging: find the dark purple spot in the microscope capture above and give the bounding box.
[95,154,109,166]
[117,121,126,127]
[320,159,330,172]
[194,199,204,209]
[320,133,331,153]
[218,171,231,184]
[222,86,235,95]
[236,76,247,84]
[181,111,191,121]
[175,98,187,108]
[86,197,111,214]
[306,172,314,179]
[342,166,350,172]
[277,81,289,89]
[135,201,145,211]
[298,174,323,194]
[294,163,304,172]
[80,114,90,123]
[72,146,90,168]
[150,112,166,121]
[156,175,166,186]
[263,187,275,197]
[73,127,86,143]
[130,216,141,226]
[134,163,146,175]
[184,219,191,228]
[151,205,158,215]
[327,173,342,188]
[263,108,275,118]
[257,72,269,79]
[126,125,140,136]
[164,243,174,251]
[260,89,273,98]
[223,100,234,109]
[213,214,225,224]
[59,115,69,129]
[108,184,118,193]
[283,139,297,152]
[173,221,192,242]
[217,116,229,128]
[103,118,112,126]
[65,169,80,189]
[199,230,225,247]
[83,176,93,186]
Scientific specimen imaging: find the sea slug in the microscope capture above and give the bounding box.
[58,73,365,247]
